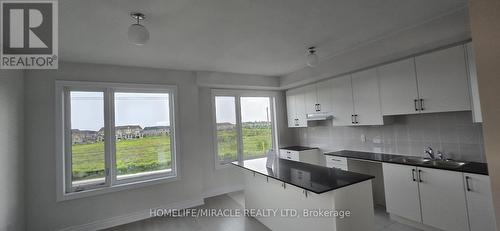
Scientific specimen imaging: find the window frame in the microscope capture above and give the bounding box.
[55,81,180,201]
[211,89,279,169]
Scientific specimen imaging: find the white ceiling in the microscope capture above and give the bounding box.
[60,0,467,76]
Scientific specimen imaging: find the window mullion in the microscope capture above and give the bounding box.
[235,96,244,163]
[104,88,116,187]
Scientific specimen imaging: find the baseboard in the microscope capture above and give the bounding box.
[57,198,204,231]
[202,184,244,199]
[389,214,442,231]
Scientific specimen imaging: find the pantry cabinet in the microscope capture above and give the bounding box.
[466,43,483,123]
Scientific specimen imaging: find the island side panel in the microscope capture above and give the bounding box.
[243,171,374,231]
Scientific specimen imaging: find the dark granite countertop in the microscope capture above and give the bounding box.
[231,157,374,194]
[325,150,488,175]
[280,146,319,151]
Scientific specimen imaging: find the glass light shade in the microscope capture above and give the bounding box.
[306,53,319,67]
[128,23,149,45]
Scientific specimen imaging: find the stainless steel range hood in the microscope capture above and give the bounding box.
[306,112,333,121]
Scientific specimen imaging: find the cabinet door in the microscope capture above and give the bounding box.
[418,167,469,231]
[316,80,333,113]
[304,84,318,114]
[466,43,483,123]
[294,87,308,127]
[415,45,471,113]
[352,68,383,125]
[330,75,355,126]
[465,173,497,231]
[285,90,297,127]
[382,163,422,222]
[379,58,420,115]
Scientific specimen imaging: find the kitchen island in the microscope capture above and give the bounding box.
[232,158,375,231]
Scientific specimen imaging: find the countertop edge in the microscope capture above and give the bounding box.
[324,151,489,176]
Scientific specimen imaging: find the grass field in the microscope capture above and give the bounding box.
[72,135,171,181]
[72,126,272,181]
[217,126,272,162]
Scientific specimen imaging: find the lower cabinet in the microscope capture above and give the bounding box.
[465,173,497,231]
[325,156,348,171]
[382,164,422,222]
[383,163,495,231]
[418,167,469,231]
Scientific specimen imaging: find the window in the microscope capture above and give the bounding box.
[56,81,178,200]
[212,90,277,167]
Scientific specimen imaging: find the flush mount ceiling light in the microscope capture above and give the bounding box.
[306,46,319,68]
[128,12,149,45]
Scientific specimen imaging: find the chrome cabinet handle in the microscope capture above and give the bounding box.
[419,99,425,111]
[465,176,471,191]
[351,115,355,124]
[418,169,423,182]
[317,104,321,112]
[414,99,419,111]
[412,169,416,182]
[354,115,359,124]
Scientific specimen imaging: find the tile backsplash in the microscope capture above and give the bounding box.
[293,111,486,163]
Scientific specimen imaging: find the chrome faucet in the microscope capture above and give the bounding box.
[425,147,435,159]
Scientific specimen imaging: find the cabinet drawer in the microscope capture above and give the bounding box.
[279,149,299,161]
[325,156,347,165]
[326,156,348,170]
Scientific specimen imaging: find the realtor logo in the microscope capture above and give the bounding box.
[1,1,58,69]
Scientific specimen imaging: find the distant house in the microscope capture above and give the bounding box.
[71,129,98,144]
[217,122,235,131]
[115,125,143,140]
[143,126,170,136]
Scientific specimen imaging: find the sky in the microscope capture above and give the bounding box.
[71,92,270,131]
[70,92,170,131]
[215,96,270,124]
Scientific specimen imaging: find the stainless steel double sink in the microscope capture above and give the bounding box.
[389,156,467,169]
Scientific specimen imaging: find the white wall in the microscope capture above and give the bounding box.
[23,62,291,230]
[0,70,24,231]
[196,71,280,90]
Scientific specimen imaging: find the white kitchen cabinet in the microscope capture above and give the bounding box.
[286,87,307,128]
[304,81,333,114]
[466,43,483,123]
[415,45,471,113]
[316,79,333,113]
[379,58,420,115]
[351,68,383,125]
[382,163,422,222]
[418,167,469,231]
[330,75,355,126]
[465,173,497,231]
[304,84,318,114]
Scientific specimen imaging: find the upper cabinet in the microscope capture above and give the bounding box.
[286,87,307,128]
[379,45,472,115]
[466,43,483,123]
[330,75,356,126]
[304,81,333,114]
[351,68,383,125]
[379,58,419,115]
[286,44,478,127]
[415,45,471,113]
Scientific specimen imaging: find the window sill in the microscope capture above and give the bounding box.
[57,174,179,202]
